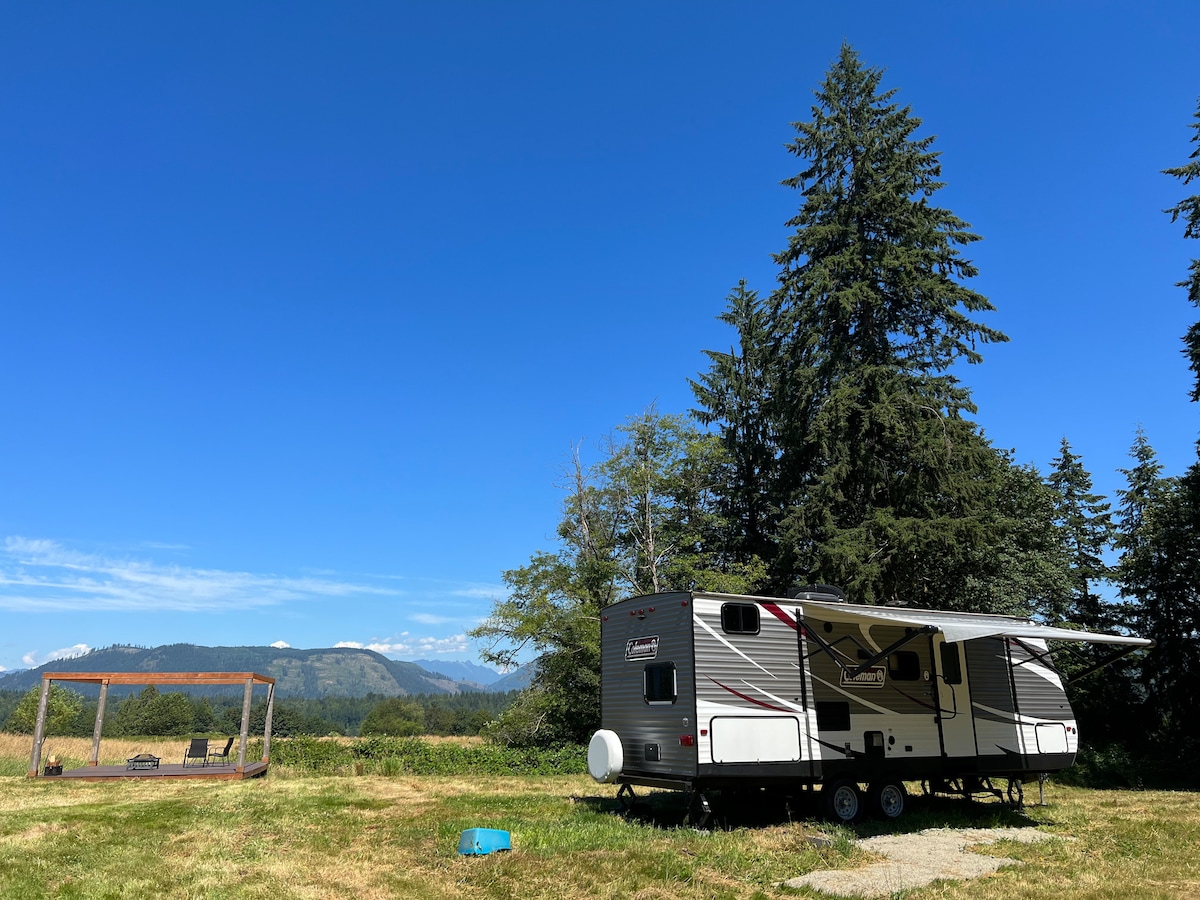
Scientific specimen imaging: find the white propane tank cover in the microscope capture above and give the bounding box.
[587,729,623,783]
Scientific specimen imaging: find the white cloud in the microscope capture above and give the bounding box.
[0,536,402,613]
[22,643,92,668]
[270,640,291,649]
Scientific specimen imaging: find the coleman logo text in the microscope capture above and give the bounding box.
[625,636,660,661]
[839,666,886,688]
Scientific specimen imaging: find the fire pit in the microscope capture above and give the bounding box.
[126,754,161,771]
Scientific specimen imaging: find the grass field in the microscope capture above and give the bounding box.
[2,733,1199,899]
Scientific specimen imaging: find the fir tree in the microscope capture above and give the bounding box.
[1115,430,1200,747]
[1164,96,1200,399]
[1047,437,1115,629]
[690,280,780,567]
[765,44,1008,604]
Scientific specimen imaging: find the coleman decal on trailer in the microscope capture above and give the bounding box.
[625,636,659,661]
[840,666,886,688]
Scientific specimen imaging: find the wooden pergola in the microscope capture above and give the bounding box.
[27,671,276,781]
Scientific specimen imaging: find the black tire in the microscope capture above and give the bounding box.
[868,780,907,820]
[821,778,862,824]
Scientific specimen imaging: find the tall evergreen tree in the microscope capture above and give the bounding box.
[690,280,780,567]
[1118,465,1200,748]
[1164,96,1200,399]
[1047,437,1115,629]
[764,44,1009,604]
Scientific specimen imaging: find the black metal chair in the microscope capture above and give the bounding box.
[182,738,209,767]
[207,736,235,766]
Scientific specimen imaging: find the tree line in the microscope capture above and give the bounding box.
[471,43,1200,769]
[0,685,517,738]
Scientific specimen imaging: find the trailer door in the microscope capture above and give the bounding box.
[933,636,977,760]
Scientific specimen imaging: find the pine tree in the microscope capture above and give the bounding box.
[1047,437,1115,629]
[1164,97,1200,399]
[764,44,1009,605]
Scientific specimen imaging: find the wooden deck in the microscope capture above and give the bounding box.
[41,761,269,782]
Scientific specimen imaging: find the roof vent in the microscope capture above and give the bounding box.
[787,584,847,602]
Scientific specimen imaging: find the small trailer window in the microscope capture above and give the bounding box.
[816,701,851,731]
[940,643,963,684]
[644,663,677,705]
[721,603,760,634]
[888,650,921,681]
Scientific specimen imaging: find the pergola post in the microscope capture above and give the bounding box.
[89,680,110,766]
[261,682,275,763]
[236,676,254,773]
[27,677,52,777]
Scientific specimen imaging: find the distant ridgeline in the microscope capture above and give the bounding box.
[0,644,529,698]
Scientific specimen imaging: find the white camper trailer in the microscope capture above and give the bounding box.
[588,589,1151,824]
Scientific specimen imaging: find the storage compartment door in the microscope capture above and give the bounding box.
[710,716,801,763]
[1034,722,1069,754]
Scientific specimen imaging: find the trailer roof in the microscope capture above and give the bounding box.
[690,592,1153,647]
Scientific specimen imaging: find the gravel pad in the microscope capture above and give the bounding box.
[782,826,1055,897]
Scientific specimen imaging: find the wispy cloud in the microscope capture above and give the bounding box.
[410,612,454,625]
[336,634,469,657]
[0,536,401,613]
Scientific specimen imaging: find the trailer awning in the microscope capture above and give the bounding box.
[802,600,1153,647]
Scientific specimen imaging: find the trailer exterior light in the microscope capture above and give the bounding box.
[679,735,694,746]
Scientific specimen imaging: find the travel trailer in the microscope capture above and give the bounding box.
[587,589,1151,824]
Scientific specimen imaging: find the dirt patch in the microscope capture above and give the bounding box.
[781,826,1056,897]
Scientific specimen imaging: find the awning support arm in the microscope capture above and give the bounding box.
[846,626,938,678]
[800,620,938,677]
[1065,643,1149,685]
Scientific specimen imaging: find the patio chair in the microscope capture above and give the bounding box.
[182,738,209,768]
[207,736,235,765]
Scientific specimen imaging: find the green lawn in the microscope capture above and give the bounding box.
[1,739,1198,899]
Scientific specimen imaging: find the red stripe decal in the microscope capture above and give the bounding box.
[760,601,798,631]
[704,675,793,712]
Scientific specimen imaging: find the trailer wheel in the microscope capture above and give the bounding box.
[868,780,907,819]
[821,779,862,824]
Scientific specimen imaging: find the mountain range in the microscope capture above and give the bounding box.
[0,644,529,698]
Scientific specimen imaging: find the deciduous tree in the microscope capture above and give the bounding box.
[471,410,761,746]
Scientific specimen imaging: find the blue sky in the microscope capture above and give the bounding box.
[2,3,1197,673]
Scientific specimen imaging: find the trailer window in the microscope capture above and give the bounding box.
[816,701,851,731]
[940,643,963,684]
[888,650,921,681]
[721,603,760,634]
[644,663,677,705]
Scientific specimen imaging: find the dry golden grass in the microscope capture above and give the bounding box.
[0,732,193,768]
